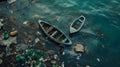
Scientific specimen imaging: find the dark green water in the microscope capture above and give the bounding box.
[0,0,120,67]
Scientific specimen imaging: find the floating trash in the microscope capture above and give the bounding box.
[35,38,40,43]
[10,30,18,36]
[16,55,25,62]
[74,42,85,53]
[23,21,28,25]
[86,65,90,67]
[0,59,2,65]
[7,0,16,4]
[0,20,3,29]
[97,58,100,62]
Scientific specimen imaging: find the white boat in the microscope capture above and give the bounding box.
[38,20,72,45]
[70,15,85,34]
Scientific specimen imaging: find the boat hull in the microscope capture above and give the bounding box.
[70,15,85,34]
[38,20,72,45]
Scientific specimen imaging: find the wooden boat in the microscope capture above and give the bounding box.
[70,15,85,34]
[38,20,72,45]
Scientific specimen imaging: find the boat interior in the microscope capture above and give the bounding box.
[72,20,81,29]
[41,22,70,43]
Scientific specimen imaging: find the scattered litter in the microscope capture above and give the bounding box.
[54,54,58,59]
[0,58,3,64]
[16,43,28,51]
[61,62,64,67]
[0,19,4,22]
[23,21,28,25]
[76,54,81,60]
[10,10,14,14]
[1,37,17,47]
[97,58,100,62]
[86,65,90,67]
[35,38,40,43]
[0,21,3,29]
[7,0,16,4]
[4,31,9,39]
[51,60,56,64]
[62,51,65,55]
[39,57,44,61]
[10,30,18,36]
[36,31,41,35]
[74,42,85,53]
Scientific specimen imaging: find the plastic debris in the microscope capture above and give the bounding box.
[25,49,34,56]
[4,31,9,39]
[61,62,64,67]
[39,57,44,61]
[51,60,56,64]
[37,31,41,35]
[97,58,100,62]
[76,55,80,60]
[10,30,18,36]
[62,51,65,55]
[0,19,4,22]
[74,43,85,53]
[0,58,3,64]
[35,38,40,43]
[1,36,17,47]
[86,65,90,67]
[23,21,28,25]
[6,46,11,56]
[52,64,57,67]
[76,53,82,60]
[0,23,3,30]
[7,0,16,4]
[16,55,25,61]
[10,10,14,14]
[16,43,28,51]
[0,19,3,29]
[54,54,58,59]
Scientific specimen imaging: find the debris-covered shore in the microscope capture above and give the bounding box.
[0,13,64,67]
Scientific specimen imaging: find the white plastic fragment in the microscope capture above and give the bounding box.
[0,58,3,64]
[61,62,64,67]
[7,0,16,4]
[0,22,3,29]
[23,21,28,25]
[35,38,40,43]
[0,19,3,29]
[37,31,41,35]
[54,54,58,59]
[10,10,14,14]
[97,58,100,62]
[0,19,4,22]
[76,55,80,60]
[39,57,44,61]
[62,51,65,55]
[86,65,90,67]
